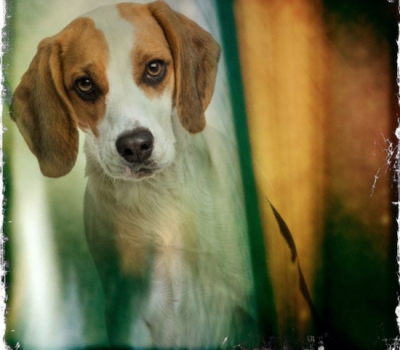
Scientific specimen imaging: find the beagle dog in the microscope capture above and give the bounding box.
[11,1,318,348]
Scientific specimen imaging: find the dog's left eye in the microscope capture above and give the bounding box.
[145,60,166,80]
[74,77,99,101]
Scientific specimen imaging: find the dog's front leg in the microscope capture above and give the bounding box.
[84,188,153,348]
[105,275,153,348]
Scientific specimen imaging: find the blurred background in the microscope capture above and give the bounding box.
[3,0,399,349]
[232,0,399,348]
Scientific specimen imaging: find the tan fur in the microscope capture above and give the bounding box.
[11,36,79,178]
[11,17,109,177]
[118,4,174,99]
[61,18,109,136]
[148,1,221,133]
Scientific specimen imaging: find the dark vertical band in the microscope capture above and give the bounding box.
[215,0,278,339]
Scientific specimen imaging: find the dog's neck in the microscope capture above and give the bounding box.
[83,123,216,276]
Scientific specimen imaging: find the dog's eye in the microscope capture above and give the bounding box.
[74,77,99,101]
[145,60,166,80]
[76,78,94,93]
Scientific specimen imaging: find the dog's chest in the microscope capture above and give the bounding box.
[87,157,254,347]
[110,184,239,344]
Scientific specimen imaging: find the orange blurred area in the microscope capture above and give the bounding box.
[234,0,398,347]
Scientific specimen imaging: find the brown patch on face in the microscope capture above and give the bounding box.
[61,17,110,136]
[10,17,109,177]
[117,4,174,100]
[148,1,221,134]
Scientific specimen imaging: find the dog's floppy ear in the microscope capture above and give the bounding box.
[148,1,221,133]
[10,36,79,178]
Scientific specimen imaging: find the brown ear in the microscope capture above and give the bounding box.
[10,36,79,178]
[148,1,221,133]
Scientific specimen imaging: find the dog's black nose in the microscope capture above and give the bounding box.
[116,129,154,163]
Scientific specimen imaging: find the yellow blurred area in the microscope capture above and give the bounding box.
[234,0,397,340]
[234,0,328,332]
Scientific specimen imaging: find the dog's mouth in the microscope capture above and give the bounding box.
[99,152,169,181]
[133,166,159,177]
[123,161,162,180]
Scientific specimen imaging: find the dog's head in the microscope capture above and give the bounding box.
[10,1,220,179]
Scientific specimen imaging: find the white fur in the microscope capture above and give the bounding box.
[84,5,176,181]
[81,5,257,348]
[85,114,256,348]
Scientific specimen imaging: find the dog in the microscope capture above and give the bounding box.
[10,1,318,348]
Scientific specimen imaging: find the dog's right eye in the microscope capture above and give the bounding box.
[74,77,99,101]
[143,60,166,85]
[77,78,93,92]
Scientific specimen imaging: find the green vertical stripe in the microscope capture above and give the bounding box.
[215,0,278,339]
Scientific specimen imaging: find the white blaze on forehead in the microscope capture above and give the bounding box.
[85,6,143,117]
[84,5,173,129]
[81,5,176,178]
